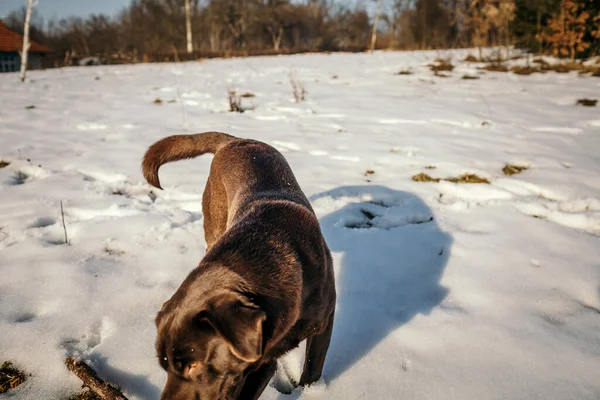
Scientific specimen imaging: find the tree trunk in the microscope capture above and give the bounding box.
[20,0,37,82]
[185,0,193,54]
[370,0,383,52]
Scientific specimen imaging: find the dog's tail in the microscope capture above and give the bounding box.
[142,131,237,189]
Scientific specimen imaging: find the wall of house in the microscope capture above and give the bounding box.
[0,52,46,73]
[0,52,20,72]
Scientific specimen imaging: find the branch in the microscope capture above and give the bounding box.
[64,357,128,400]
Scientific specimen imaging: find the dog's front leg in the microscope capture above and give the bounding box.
[238,362,277,400]
[298,311,334,386]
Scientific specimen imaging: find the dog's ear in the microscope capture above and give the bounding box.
[209,293,266,363]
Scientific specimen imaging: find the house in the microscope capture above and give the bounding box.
[0,20,53,73]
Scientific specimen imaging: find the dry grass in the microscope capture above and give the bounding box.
[576,98,598,107]
[551,62,582,73]
[290,72,306,103]
[429,59,454,73]
[503,164,529,176]
[510,66,541,75]
[0,161,10,168]
[412,173,440,183]
[413,172,490,184]
[395,68,413,75]
[240,92,256,98]
[445,173,490,184]
[461,74,480,80]
[424,165,436,169]
[105,247,126,256]
[0,361,27,394]
[153,98,163,104]
[364,170,375,176]
[482,64,509,72]
[464,54,479,62]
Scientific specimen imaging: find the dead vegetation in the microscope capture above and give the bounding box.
[65,357,127,400]
[364,170,375,176]
[445,173,490,184]
[461,74,480,80]
[412,172,490,184]
[482,63,509,72]
[0,160,10,168]
[395,68,413,75]
[227,89,255,113]
[153,98,163,104]
[576,98,597,107]
[464,54,479,62]
[510,66,540,75]
[0,361,27,394]
[290,72,306,103]
[412,172,440,182]
[429,58,454,73]
[502,164,529,176]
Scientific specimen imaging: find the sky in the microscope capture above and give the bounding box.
[0,0,132,21]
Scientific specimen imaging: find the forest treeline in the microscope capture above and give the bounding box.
[3,0,600,64]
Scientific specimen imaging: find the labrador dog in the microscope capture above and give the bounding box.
[142,132,336,400]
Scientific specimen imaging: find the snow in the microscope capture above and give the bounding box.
[1,49,600,399]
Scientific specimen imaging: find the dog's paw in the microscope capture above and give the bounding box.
[270,368,298,394]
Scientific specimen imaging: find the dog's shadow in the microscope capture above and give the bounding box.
[89,354,162,399]
[278,185,452,396]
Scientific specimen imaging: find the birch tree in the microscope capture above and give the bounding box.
[185,0,193,53]
[370,0,383,51]
[20,0,38,82]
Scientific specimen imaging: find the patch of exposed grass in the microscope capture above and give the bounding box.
[461,74,480,80]
[0,160,10,168]
[445,173,490,184]
[413,172,490,184]
[240,92,256,98]
[153,98,163,104]
[482,64,509,72]
[551,62,582,73]
[364,170,375,176]
[464,54,479,62]
[0,361,27,393]
[510,66,541,75]
[532,58,550,67]
[412,173,440,183]
[105,247,125,256]
[424,165,436,169]
[576,98,597,107]
[395,68,413,75]
[503,164,529,176]
[429,59,454,72]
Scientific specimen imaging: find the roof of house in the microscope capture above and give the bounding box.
[0,20,53,53]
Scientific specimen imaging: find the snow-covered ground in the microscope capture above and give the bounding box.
[1,50,599,400]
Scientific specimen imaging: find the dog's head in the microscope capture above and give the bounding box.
[156,288,266,400]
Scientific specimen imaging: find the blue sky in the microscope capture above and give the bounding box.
[0,0,131,21]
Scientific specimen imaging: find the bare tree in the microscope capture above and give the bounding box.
[370,0,383,51]
[185,0,193,53]
[20,0,38,82]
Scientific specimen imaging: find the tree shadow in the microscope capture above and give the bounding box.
[308,185,453,382]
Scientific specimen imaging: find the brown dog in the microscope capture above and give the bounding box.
[142,132,336,400]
